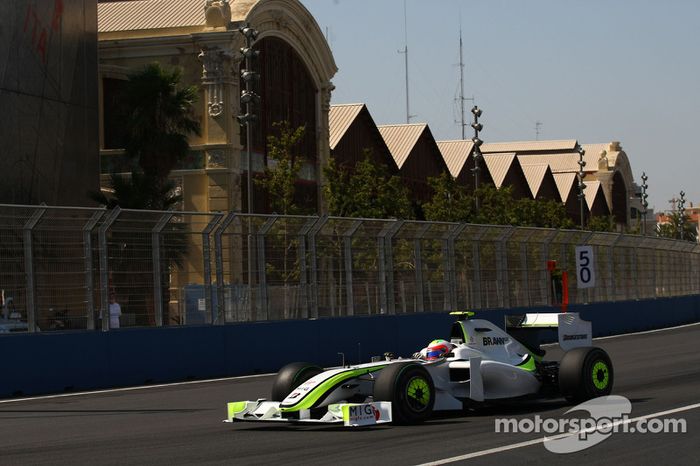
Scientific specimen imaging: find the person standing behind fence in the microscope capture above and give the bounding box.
[109,293,122,329]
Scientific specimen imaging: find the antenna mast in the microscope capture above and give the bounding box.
[457,21,474,139]
[399,0,414,123]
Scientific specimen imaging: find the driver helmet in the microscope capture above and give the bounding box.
[425,339,453,360]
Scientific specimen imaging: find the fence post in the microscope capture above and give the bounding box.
[497,227,516,308]
[307,215,328,319]
[297,216,320,319]
[202,213,223,325]
[152,212,174,327]
[516,230,534,306]
[445,223,467,312]
[343,220,362,316]
[608,233,623,302]
[82,209,105,330]
[98,207,121,331]
[256,216,277,321]
[413,223,431,313]
[381,220,403,314]
[214,212,236,324]
[22,207,45,333]
[472,228,487,310]
[542,229,558,307]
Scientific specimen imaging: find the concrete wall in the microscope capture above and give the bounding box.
[2,295,699,398]
[0,0,98,205]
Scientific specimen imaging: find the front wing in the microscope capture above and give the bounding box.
[224,400,393,427]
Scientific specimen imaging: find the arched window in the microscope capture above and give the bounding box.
[243,37,317,163]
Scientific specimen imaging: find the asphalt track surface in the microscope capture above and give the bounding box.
[1,324,699,465]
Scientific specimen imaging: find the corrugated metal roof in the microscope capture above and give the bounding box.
[584,180,603,210]
[520,163,550,198]
[377,124,427,169]
[99,0,206,32]
[517,153,580,173]
[481,139,578,154]
[482,153,517,188]
[553,172,577,201]
[436,140,474,178]
[329,104,365,150]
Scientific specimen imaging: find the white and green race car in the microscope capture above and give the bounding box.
[225,312,613,427]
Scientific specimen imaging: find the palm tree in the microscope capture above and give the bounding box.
[92,63,200,326]
[124,63,200,188]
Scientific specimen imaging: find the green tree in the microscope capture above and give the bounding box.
[473,185,517,225]
[656,212,697,242]
[423,180,575,229]
[587,215,615,232]
[423,172,475,222]
[256,121,310,215]
[324,150,414,219]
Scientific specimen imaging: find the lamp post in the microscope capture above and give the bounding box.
[577,146,586,229]
[237,23,260,215]
[237,23,260,312]
[640,172,648,236]
[678,190,686,240]
[471,106,483,211]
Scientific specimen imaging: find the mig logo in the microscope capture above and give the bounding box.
[347,404,381,425]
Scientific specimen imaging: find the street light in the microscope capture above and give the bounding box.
[640,172,649,236]
[470,105,483,211]
[678,190,686,240]
[577,146,586,229]
[238,23,260,314]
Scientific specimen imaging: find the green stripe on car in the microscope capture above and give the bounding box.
[280,366,387,412]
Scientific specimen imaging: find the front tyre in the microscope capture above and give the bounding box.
[373,363,435,424]
[270,362,323,401]
[559,347,614,403]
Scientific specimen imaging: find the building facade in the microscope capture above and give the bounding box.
[98,0,337,214]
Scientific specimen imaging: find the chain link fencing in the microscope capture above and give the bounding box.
[1,204,698,333]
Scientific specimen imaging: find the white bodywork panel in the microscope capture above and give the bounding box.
[557,313,592,351]
[225,400,393,427]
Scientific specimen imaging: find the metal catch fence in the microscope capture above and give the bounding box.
[0,204,698,332]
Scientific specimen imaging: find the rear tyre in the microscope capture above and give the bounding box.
[270,362,323,401]
[559,347,613,403]
[373,363,435,424]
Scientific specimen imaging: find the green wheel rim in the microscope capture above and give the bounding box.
[406,376,430,411]
[592,361,609,390]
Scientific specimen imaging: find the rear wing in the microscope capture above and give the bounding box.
[505,312,592,351]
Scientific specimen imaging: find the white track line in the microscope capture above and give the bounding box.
[0,373,274,404]
[2,321,698,404]
[415,401,700,465]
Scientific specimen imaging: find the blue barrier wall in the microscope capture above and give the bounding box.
[2,295,699,398]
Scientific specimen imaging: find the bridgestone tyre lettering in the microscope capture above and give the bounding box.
[373,363,435,424]
[559,347,614,403]
[270,362,323,401]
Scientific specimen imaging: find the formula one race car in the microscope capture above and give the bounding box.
[224,312,613,427]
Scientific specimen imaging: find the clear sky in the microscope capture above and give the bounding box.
[301,0,700,212]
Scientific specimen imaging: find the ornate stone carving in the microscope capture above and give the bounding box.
[198,46,234,117]
[320,81,335,113]
[598,149,609,171]
[204,0,231,29]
